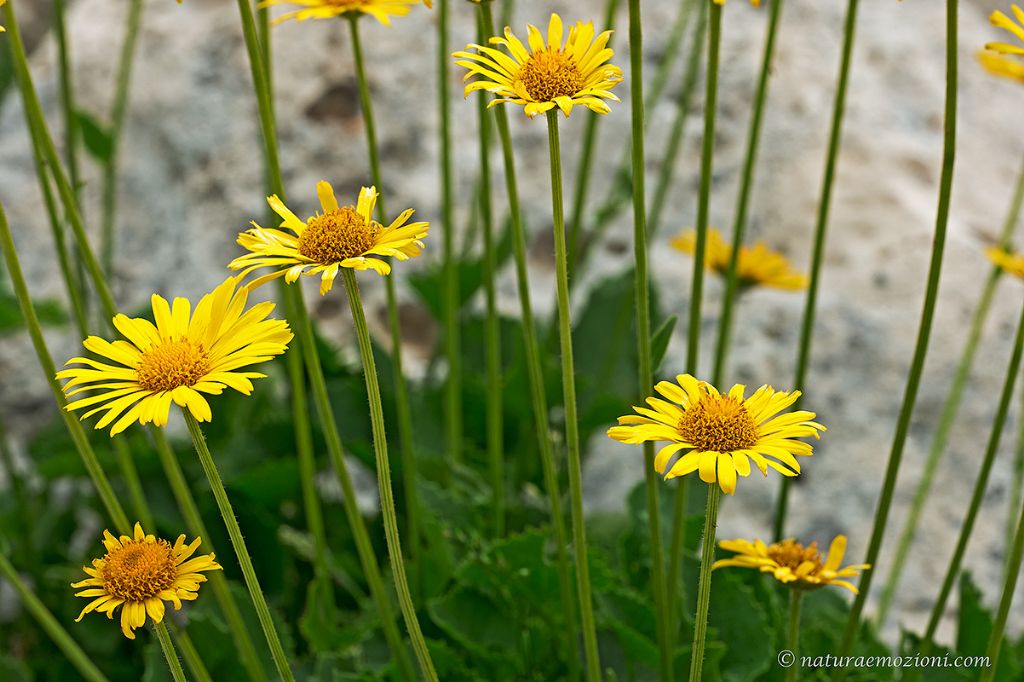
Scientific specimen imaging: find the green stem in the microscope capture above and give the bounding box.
[689,484,721,681]
[183,411,294,682]
[916,297,1024,658]
[348,15,423,589]
[774,0,861,542]
[290,300,418,680]
[3,0,118,320]
[983,476,1024,682]
[342,270,439,682]
[101,0,144,275]
[473,9,504,538]
[785,590,803,682]
[879,153,1024,621]
[546,110,601,682]
[0,548,110,682]
[686,0,722,377]
[481,4,579,675]
[833,0,954,673]
[711,0,785,386]
[0,202,130,535]
[154,621,188,682]
[627,0,671,678]
[648,0,706,239]
[438,0,462,468]
[1007,379,1024,582]
[567,0,620,268]
[172,623,214,682]
[112,437,153,530]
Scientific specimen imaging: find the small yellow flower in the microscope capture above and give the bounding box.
[978,4,1024,84]
[607,374,825,495]
[454,13,623,118]
[987,246,1024,279]
[671,228,807,291]
[713,535,870,594]
[230,182,428,292]
[72,523,222,639]
[260,0,427,26]
[57,276,293,435]
[1,0,6,33]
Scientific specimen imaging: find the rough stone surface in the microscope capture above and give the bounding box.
[1,0,1023,645]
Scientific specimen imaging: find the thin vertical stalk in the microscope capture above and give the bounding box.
[648,0,706,239]
[785,590,803,682]
[341,270,439,682]
[1007,383,1024,578]
[711,0,785,386]
[546,110,601,682]
[773,0,861,541]
[567,0,619,267]
[878,153,1024,624]
[627,1,671,679]
[290,301,418,681]
[689,484,721,681]
[183,411,294,682]
[833,0,956,671]
[480,4,578,675]
[686,0,722,377]
[474,8,504,537]
[0,549,110,682]
[0,202,130,535]
[100,0,144,275]
[154,621,188,682]
[915,297,1024,659]
[438,0,462,467]
[112,438,153,530]
[348,15,423,583]
[983,483,1024,682]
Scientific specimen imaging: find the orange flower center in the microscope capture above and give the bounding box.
[766,539,823,573]
[298,207,377,265]
[677,395,758,452]
[519,49,584,102]
[136,339,210,392]
[100,539,178,602]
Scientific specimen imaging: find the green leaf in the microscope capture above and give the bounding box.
[708,572,772,681]
[75,109,113,161]
[428,585,519,656]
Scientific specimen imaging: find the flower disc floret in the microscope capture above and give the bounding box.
[713,535,870,593]
[607,374,825,495]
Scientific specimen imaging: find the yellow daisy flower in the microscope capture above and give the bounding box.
[57,276,293,436]
[979,4,1024,84]
[453,13,623,118]
[260,0,428,26]
[229,182,428,292]
[713,535,870,594]
[607,374,825,495]
[671,228,807,291]
[72,523,222,639]
[987,246,1024,279]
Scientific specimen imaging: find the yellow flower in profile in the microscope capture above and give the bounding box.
[57,276,293,435]
[607,374,825,495]
[713,535,870,594]
[671,228,807,291]
[454,13,623,118]
[979,4,1024,84]
[0,0,6,33]
[72,523,222,639]
[229,182,428,292]
[260,0,427,25]
[987,246,1024,279]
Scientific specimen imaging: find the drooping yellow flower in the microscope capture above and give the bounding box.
[979,4,1024,84]
[0,0,6,33]
[229,182,428,292]
[454,13,623,118]
[987,246,1024,279]
[713,535,870,594]
[260,0,427,26]
[607,374,825,495]
[57,276,293,435]
[671,228,807,291]
[72,523,222,639]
